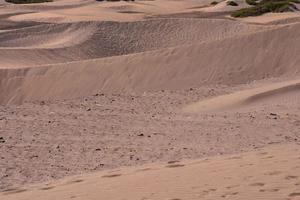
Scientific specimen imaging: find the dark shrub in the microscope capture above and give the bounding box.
[227,1,239,6]
[231,0,299,17]
[246,0,258,5]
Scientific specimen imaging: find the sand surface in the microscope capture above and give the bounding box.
[0,0,300,198]
[1,144,300,200]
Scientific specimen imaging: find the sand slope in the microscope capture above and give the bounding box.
[1,144,300,200]
[0,22,299,104]
[0,0,300,197]
[184,79,300,113]
[0,18,265,68]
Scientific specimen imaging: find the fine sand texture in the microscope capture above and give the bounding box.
[1,144,300,200]
[0,0,300,198]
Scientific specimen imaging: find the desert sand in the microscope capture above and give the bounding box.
[0,0,299,199]
[1,144,300,200]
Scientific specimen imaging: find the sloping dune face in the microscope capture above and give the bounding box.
[0,18,263,68]
[0,22,98,48]
[183,79,300,113]
[0,21,299,104]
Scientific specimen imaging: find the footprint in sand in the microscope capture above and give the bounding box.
[259,188,280,192]
[199,188,217,197]
[221,192,239,198]
[165,164,185,168]
[135,168,153,172]
[71,179,84,183]
[102,174,122,178]
[262,155,274,159]
[249,182,265,187]
[227,156,243,160]
[39,186,55,190]
[257,152,269,155]
[289,192,300,197]
[265,171,283,176]
[2,188,27,195]
[226,185,240,189]
[167,160,180,164]
[285,175,298,180]
[65,179,84,185]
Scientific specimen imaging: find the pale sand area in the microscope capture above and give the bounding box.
[1,144,300,200]
[0,0,300,198]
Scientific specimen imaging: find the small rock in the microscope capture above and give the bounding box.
[0,137,5,143]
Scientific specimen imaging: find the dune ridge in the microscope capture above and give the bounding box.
[183,79,300,113]
[0,18,266,68]
[0,21,299,104]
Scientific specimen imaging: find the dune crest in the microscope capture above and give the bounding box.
[0,22,300,104]
[183,79,300,113]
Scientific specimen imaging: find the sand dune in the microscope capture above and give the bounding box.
[0,18,264,68]
[1,144,299,200]
[0,22,97,48]
[0,21,299,104]
[1,0,300,197]
[183,79,300,113]
[7,0,213,22]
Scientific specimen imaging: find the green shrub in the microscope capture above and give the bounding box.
[5,0,52,3]
[246,0,258,5]
[211,1,219,5]
[231,0,299,17]
[227,0,239,6]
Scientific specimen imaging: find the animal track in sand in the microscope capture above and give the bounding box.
[102,174,122,178]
